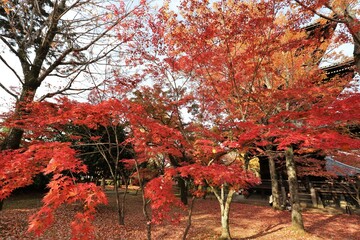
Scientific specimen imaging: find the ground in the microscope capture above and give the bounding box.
[0,191,359,240]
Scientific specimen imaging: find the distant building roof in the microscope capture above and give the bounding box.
[319,23,354,69]
[316,22,359,93]
[325,157,360,176]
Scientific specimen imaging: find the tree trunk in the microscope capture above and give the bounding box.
[353,34,360,73]
[285,146,304,231]
[178,177,188,205]
[0,128,24,150]
[344,10,360,73]
[121,172,129,225]
[213,186,235,240]
[268,155,281,210]
[182,196,196,240]
[219,189,234,240]
[169,154,189,205]
[1,86,38,150]
[0,87,38,211]
[114,174,125,225]
[134,160,152,240]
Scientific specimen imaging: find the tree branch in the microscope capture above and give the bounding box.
[37,48,74,83]
[38,68,83,101]
[38,4,139,87]
[0,82,19,100]
[0,37,23,60]
[0,55,23,85]
[294,0,345,23]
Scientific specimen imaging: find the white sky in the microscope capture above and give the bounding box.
[0,49,19,113]
[0,0,147,114]
[319,23,354,68]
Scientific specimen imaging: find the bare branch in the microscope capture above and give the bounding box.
[71,8,137,53]
[0,55,23,85]
[37,41,122,101]
[37,48,74,83]
[37,4,140,89]
[38,68,83,101]
[0,82,18,100]
[294,0,345,23]
[57,0,82,20]
[0,37,23,61]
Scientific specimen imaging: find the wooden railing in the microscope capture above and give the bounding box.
[251,179,359,209]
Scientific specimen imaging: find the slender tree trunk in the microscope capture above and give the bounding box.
[120,172,129,225]
[178,177,188,205]
[182,196,196,240]
[268,155,281,209]
[285,146,304,231]
[211,184,235,240]
[169,155,189,205]
[219,188,235,240]
[134,160,151,240]
[144,198,152,240]
[114,173,125,225]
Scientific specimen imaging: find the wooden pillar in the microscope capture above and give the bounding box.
[279,174,287,207]
[309,183,318,207]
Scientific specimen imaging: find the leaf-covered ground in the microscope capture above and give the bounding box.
[1,191,359,239]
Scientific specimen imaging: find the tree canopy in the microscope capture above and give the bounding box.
[0,0,359,239]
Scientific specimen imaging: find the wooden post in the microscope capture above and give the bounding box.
[279,174,287,207]
[309,183,318,207]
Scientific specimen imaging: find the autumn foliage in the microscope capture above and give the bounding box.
[0,0,360,239]
[0,141,107,239]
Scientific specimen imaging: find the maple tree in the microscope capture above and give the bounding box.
[131,86,194,205]
[1,0,359,239]
[269,0,360,228]
[0,96,138,237]
[113,4,259,238]
[157,0,300,232]
[119,2,200,208]
[61,123,134,225]
[0,0,146,150]
[28,98,138,225]
[120,3,264,238]
[156,0,360,233]
[0,141,108,239]
[4,93,189,239]
[289,0,360,71]
[127,99,191,240]
[0,0,149,213]
[110,8,257,238]
[142,133,261,239]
